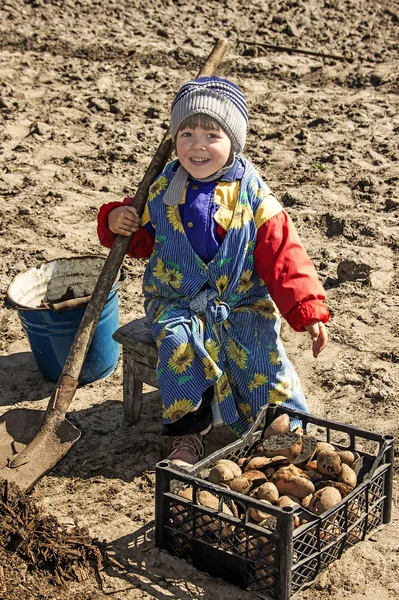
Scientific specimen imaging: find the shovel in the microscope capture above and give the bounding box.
[0,38,229,491]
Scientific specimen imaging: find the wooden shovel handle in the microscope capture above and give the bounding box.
[8,39,230,473]
[130,37,230,218]
[54,39,229,413]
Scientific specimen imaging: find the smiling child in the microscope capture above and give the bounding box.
[97,76,330,467]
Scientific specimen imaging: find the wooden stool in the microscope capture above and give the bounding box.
[112,317,159,425]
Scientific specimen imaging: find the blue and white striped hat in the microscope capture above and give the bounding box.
[171,76,248,153]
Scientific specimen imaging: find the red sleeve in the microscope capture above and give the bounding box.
[254,211,330,331]
[97,197,155,259]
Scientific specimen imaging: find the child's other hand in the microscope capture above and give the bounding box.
[305,321,328,358]
[108,205,141,236]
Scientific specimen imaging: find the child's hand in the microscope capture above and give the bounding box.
[305,321,328,358]
[108,205,141,236]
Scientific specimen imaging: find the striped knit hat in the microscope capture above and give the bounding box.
[171,76,248,153]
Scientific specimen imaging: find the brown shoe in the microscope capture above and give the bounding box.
[167,433,205,467]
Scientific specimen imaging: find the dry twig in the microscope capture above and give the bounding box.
[238,40,352,62]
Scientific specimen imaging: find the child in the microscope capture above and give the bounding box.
[97,76,329,467]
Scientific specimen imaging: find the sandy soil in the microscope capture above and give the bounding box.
[1,0,399,598]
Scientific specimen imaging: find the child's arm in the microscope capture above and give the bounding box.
[254,210,329,357]
[97,197,155,258]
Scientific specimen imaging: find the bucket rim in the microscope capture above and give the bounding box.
[6,254,121,312]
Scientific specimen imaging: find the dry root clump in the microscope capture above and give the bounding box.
[0,480,105,589]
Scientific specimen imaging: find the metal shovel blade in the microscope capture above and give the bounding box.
[0,408,81,489]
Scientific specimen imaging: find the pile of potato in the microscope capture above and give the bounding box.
[176,413,364,531]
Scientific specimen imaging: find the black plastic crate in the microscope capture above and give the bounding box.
[155,404,394,600]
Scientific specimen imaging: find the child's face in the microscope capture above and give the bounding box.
[175,125,232,179]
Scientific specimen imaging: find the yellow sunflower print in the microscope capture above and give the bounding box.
[205,339,219,363]
[248,373,268,392]
[168,343,195,374]
[226,337,248,369]
[166,205,185,233]
[216,373,231,402]
[148,175,168,201]
[239,401,252,419]
[216,274,229,295]
[143,283,158,294]
[163,268,183,289]
[269,350,281,365]
[202,356,221,380]
[163,398,195,422]
[268,378,292,404]
[153,258,166,281]
[237,270,254,293]
[156,327,167,347]
[253,299,277,319]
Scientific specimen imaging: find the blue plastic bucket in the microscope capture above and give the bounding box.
[6,256,121,385]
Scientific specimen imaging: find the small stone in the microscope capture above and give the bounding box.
[89,97,111,112]
[30,121,52,136]
[285,19,300,37]
[337,259,371,282]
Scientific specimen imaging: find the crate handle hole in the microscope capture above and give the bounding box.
[282,506,295,513]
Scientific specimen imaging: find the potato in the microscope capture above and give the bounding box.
[215,459,242,478]
[301,493,313,509]
[171,487,193,533]
[276,495,300,508]
[272,466,315,500]
[241,469,268,488]
[237,536,274,558]
[197,490,234,514]
[315,441,336,454]
[195,490,236,536]
[275,475,315,500]
[179,487,193,500]
[308,487,342,515]
[337,450,357,467]
[244,456,273,472]
[249,499,272,522]
[256,482,279,503]
[274,464,305,478]
[230,475,253,495]
[338,463,357,488]
[262,413,290,439]
[208,464,235,484]
[317,450,342,476]
[258,515,278,530]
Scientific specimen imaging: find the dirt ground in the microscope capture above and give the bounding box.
[1,0,399,598]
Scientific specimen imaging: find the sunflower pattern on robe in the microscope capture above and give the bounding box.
[143,156,308,436]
